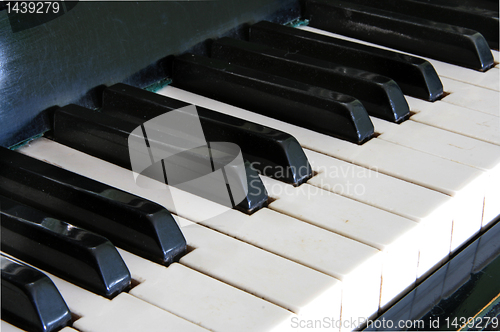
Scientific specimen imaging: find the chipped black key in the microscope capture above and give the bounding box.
[172,53,374,144]
[1,195,131,298]
[211,37,410,123]
[249,21,443,101]
[1,255,71,332]
[0,147,186,265]
[342,0,499,49]
[102,83,312,185]
[53,104,269,213]
[304,0,495,71]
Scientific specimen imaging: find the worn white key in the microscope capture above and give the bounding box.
[373,117,500,232]
[74,293,210,332]
[201,208,382,324]
[0,252,208,332]
[430,62,499,91]
[19,138,382,325]
[372,117,500,172]
[483,164,500,228]
[297,26,500,92]
[122,256,294,332]
[261,176,418,309]
[408,97,500,146]
[304,150,453,280]
[440,77,500,116]
[177,217,342,324]
[347,139,485,252]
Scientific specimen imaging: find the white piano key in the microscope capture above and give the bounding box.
[493,50,499,65]
[260,176,419,309]
[346,139,485,252]
[0,252,208,332]
[372,117,500,233]
[408,97,500,146]
[304,150,453,280]
[74,293,210,332]
[196,208,383,323]
[483,164,500,229]
[440,77,500,116]
[123,259,294,332]
[372,117,500,172]
[430,62,499,91]
[19,138,383,325]
[177,217,342,322]
[297,26,500,92]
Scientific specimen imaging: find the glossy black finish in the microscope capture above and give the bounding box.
[1,255,71,332]
[212,37,410,123]
[102,83,312,186]
[249,21,443,101]
[172,53,374,144]
[343,0,499,50]
[0,0,300,148]
[53,104,269,214]
[304,0,495,71]
[1,196,131,298]
[0,147,186,265]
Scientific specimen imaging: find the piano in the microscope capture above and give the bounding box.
[1,1,499,331]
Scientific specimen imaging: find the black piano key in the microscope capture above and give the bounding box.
[1,195,131,298]
[341,0,499,50]
[102,83,312,186]
[211,37,410,123]
[0,147,187,265]
[1,255,72,332]
[249,21,443,101]
[53,104,269,214]
[304,0,495,71]
[172,53,374,144]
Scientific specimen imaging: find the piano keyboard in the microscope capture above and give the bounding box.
[2,3,500,331]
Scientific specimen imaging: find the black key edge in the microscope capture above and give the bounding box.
[172,53,374,144]
[1,195,132,298]
[249,20,444,101]
[1,255,72,332]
